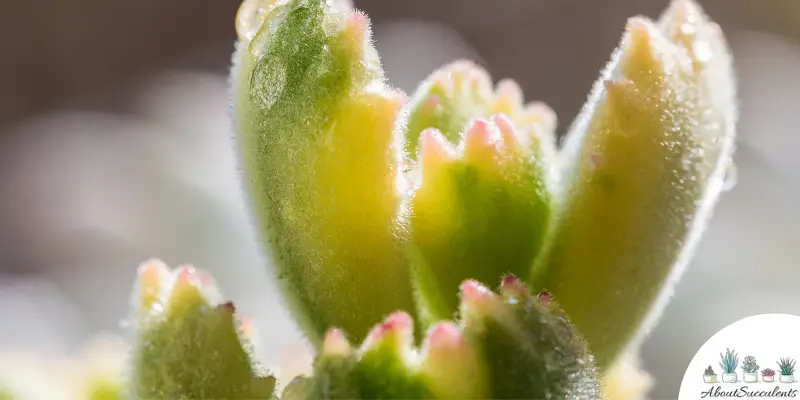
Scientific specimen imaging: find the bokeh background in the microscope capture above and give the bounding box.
[1,0,799,398]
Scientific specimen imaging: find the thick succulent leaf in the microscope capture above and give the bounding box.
[530,0,736,368]
[231,0,416,344]
[409,115,553,324]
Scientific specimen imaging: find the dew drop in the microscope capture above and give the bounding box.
[236,0,269,42]
[252,58,288,110]
[237,0,292,45]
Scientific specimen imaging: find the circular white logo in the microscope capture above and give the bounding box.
[679,314,800,399]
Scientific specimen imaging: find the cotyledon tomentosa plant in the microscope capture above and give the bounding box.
[231,0,736,371]
[0,1,736,398]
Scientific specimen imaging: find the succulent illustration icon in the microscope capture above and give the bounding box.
[762,368,776,383]
[778,358,796,383]
[742,356,759,383]
[720,349,739,383]
[704,365,718,383]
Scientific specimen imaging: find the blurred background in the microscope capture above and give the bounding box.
[1,0,799,398]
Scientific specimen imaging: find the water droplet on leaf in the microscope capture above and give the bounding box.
[252,58,288,110]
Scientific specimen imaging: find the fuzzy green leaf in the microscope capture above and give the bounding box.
[530,0,737,368]
[231,0,417,345]
[409,114,554,324]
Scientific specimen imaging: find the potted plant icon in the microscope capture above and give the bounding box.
[778,358,796,383]
[742,356,760,383]
[704,365,718,383]
[720,348,739,383]
[762,368,776,383]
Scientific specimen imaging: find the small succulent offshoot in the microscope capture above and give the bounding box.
[762,368,776,377]
[402,59,557,163]
[281,275,599,399]
[128,259,276,399]
[704,366,715,376]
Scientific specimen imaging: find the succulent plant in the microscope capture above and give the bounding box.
[402,60,557,160]
[705,366,715,376]
[230,0,736,372]
[720,349,739,374]
[742,356,759,374]
[0,0,735,398]
[762,368,776,377]
[778,358,796,376]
